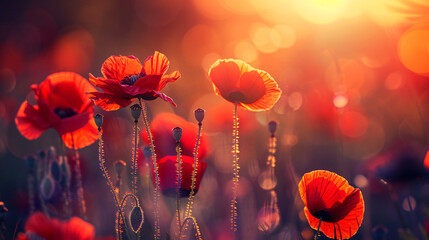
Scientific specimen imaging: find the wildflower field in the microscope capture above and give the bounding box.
[1,0,429,239]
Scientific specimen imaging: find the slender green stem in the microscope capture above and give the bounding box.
[231,101,239,232]
[139,98,160,240]
[184,122,202,219]
[178,217,203,240]
[71,132,87,220]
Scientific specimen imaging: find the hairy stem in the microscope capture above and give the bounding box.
[231,101,240,232]
[97,131,133,240]
[184,122,202,219]
[132,118,139,196]
[139,98,160,240]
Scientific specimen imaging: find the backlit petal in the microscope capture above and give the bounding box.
[87,92,134,111]
[61,118,99,149]
[101,55,142,80]
[142,51,170,76]
[15,101,52,140]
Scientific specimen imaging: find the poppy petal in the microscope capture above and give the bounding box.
[54,112,92,135]
[101,55,142,80]
[89,74,127,95]
[131,75,164,94]
[158,71,181,90]
[61,217,95,240]
[61,118,99,149]
[87,92,134,111]
[141,51,170,76]
[140,91,177,107]
[15,101,52,140]
[39,72,96,111]
[25,212,59,239]
[239,70,282,112]
[237,70,265,103]
[299,170,364,239]
[208,59,241,100]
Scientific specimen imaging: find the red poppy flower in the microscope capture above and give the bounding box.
[87,51,180,111]
[208,59,282,111]
[155,155,207,197]
[15,72,99,149]
[21,212,95,240]
[141,112,210,197]
[298,170,364,239]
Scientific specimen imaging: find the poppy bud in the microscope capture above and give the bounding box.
[143,147,152,159]
[0,202,7,223]
[194,108,205,124]
[130,104,142,121]
[114,160,126,177]
[40,176,55,200]
[268,121,278,136]
[94,113,103,129]
[129,206,144,233]
[172,127,182,142]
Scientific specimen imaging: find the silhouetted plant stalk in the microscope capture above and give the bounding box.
[0,202,8,240]
[130,104,142,196]
[95,114,133,240]
[37,151,49,217]
[71,132,87,220]
[119,193,144,237]
[139,98,161,240]
[231,102,240,232]
[314,217,322,240]
[58,135,72,218]
[184,108,205,220]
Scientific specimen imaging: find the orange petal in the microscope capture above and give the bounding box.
[87,92,134,111]
[101,55,142,80]
[158,70,181,90]
[142,51,170,76]
[239,70,282,112]
[61,117,99,149]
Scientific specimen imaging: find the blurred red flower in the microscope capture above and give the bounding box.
[298,170,364,239]
[208,59,282,111]
[141,112,209,197]
[15,72,98,149]
[87,51,180,111]
[16,212,101,240]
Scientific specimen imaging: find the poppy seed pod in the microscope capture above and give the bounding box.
[194,108,205,124]
[129,206,144,233]
[172,127,182,142]
[268,121,278,136]
[130,104,142,121]
[114,160,126,177]
[94,113,103,129]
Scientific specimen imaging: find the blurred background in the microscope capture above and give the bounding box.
[1,0,429,239]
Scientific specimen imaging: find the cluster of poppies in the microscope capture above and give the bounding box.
[14,51,365,239]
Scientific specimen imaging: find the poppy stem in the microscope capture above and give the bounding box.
[314,217,322,240]
[231,101,240,232]
[139,98,161,240]
[176,142,182,233]
[132,116,139,196]
[184,121,202,219]
[71,132,87,220]
[97,130,133,240]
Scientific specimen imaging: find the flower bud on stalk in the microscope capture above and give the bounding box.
[194,108,205,125]
[94,113,103,131]
[130,104,142,122]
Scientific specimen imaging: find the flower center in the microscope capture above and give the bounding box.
[54,107,77,119]
[312,210,332,222]
[121,74,142,86]
[228,91,246,103]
